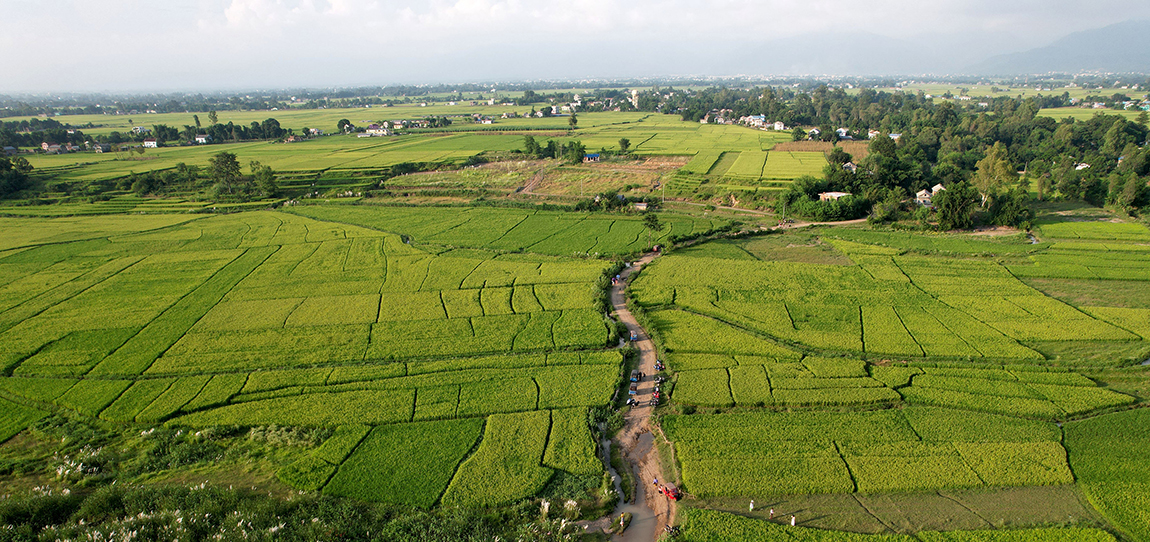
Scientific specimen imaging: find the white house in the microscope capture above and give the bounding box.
[131,126,150,135]
[818,191,851,201]
[867,129,881,139]
[365,124,391,136]
[194,134,211,144]
[142,138,158,148]
[773,121,786,131]
[916,184,946,206]
[842,162,857,173]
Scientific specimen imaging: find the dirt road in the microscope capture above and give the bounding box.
[608,252,676,540]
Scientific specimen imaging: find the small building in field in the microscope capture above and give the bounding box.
[867,129,881,139]
[44,143,65,154]
[143,138,158,148]
[818,191,851,201]
[583,153,601,163]
[3,146,18,156]
[634,202,648,211]
[93,144,110,153]
[773,121,786,131]
[131,126,150,134]
[842,162,857,173]
[195,134,211,144]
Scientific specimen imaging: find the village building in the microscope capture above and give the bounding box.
[773,121,787,131]
[365,124,391,136]
[818,191,851,201]
[3,146,18,156]
[92,144,111,153]
[915,184,946,206]
[842,162,857,173]
[583,153,601,163]
[195,134,211,144]
[143,138,158,148]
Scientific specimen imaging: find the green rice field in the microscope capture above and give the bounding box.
[0,207,657,508]
[635,216,1150,540]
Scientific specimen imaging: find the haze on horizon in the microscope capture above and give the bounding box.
[3,0,1149,94]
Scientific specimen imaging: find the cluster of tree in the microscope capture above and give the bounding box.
[120,162,203,196]
[0,117,90,148]
[0,156,32,197]
[737,88,1150,222]
[781,175,872,221]
[573,190,654,212]
[521,135,586,164]
[208,151,278,201]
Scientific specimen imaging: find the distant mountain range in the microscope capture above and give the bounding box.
[966,20,1150,75]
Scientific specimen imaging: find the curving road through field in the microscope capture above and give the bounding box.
[608,252,676,540]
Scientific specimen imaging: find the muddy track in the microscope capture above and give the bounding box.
[610,252,675,540]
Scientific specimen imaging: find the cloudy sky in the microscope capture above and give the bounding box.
[2,0,1147,93]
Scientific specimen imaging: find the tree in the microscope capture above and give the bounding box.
[193,115,201,129]
[250,160,277,197]
[337,119,352,133]
[208,110,218,125]
[568,114,578,130]
[209,151,244,197]
[562,140,586,164]
[618,138,630,154]
[934,181,979,230]
[868,134,896,159]
[642,212,664,250]
[791,127,806,141]
[0,156,32,198]
[972,142,1016,208]
[523,135,541,157]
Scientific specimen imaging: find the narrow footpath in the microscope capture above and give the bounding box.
[609,252,675,540]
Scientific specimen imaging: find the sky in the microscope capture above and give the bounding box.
[2,0,1148,93]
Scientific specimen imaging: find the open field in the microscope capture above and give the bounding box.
[0,208,652,507]
[9,108,807,200]
[0,197,1147,538]
[632,213,1150,538]
[1038,107,1148,122]
[866,83,1146,101]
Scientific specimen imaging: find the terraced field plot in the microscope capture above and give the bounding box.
[0,208,638,507]
[285,203,726,256]
[639,224,1149,539]
[761,150,828,180]
[633,227,1150,360]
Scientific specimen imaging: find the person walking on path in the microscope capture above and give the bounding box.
[749,500,754,512]
[791,515,796,527]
